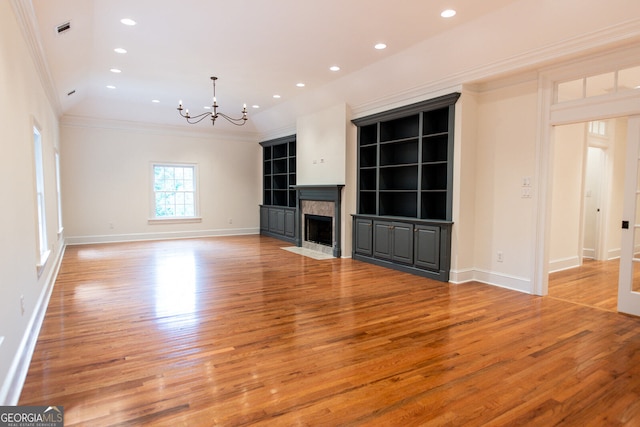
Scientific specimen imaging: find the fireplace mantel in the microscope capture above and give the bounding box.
[292,185,344,257]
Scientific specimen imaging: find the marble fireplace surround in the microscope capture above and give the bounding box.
[292,185,344,258]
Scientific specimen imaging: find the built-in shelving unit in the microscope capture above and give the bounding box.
[260,135,297,243]
[352,93,460,282]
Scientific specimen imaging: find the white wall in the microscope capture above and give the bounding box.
[61,123,261,243]
[0,2,64,404]
[297,104,348,185]
[472,80,538,292]
[450,90,479,282]
[549,123,585,271]
[605,118,626,260]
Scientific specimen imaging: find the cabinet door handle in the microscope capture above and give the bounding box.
[389,225,394,230]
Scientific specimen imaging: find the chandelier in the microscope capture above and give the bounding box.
[177,76,248,126]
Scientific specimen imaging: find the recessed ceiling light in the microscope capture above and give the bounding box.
[330,65,341,72]
[152,100,160,103]
[441,9,456,18]
[273,94,281,99]
[296,83,305,88]
[252,105,260,109]
[106,85,116,89]
[110,68,121,73]
[203,106,211,109]
[374,43,387,50]
[114,47,127,54]
[120,18,136,26]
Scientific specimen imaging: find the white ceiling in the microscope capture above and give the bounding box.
[30,0,518,134]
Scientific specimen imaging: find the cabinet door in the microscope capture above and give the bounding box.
[269,208,285,235]
[354,218,373,256]
[373,220,392,259]
[415,225,440,270]
[260,206,269,231]
[391,222,414,264]
[284,210,295,237]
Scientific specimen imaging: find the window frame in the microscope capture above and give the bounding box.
[149,162,201,224]
[55,150,64,236]
[33,124,50,269]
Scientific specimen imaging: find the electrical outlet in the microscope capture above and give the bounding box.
[109,222,114,229]
[20,295,25,316]
[497,251,504,263]
[0,336,4,347]
[228,218,233,224]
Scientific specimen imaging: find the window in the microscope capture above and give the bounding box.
[55,151,63,234]
[555,64,640,103]
[152,163,198,219]
[588,120,607,136]
[34,126,49,266]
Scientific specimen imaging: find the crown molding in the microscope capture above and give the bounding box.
[10,0,62,117]
[351,18,640,120]
[256,123,298,142]
[60,115,260,143]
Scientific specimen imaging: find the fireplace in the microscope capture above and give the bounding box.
[305,214,332,246]
[292,185,344,257]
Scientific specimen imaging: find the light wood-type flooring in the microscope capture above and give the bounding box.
[20,236,640,426]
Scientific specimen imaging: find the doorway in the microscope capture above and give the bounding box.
[548,118,627,309]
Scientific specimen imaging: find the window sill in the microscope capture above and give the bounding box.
[36,249,51,276]
[148,217,202,225]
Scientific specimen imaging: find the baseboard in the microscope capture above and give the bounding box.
[448,268,474,284]
[549,255,581,273]
[449,268,532,294]
[0,240,66,405]
[65,227,260,245]
[607,248,621,260]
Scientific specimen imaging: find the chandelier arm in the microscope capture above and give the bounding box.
[178,108,212,122]
[217,112,249,126]
[187,113,213,124]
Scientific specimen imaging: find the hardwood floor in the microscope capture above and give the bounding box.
[548,259,620,312]
[20,236,640,426]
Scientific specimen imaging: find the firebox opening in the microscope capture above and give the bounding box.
[305,214,332,247]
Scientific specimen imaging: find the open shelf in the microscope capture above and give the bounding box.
[353,92,459,221]
[360,124,378,146]
[380,139,419,166]
[379,165,418,191]
[423,107,449,136]
[421,192,447,220]
[359,168,377,191]
[422,163,447,190]
[380,115,419,142]
[261,135,296,208]
[422,134,448,163]
[379,192,418,218]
